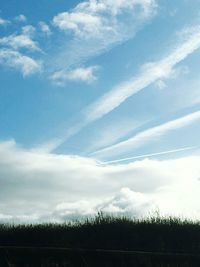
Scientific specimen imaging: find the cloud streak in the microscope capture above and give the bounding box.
[84,26,200,123]
[101,146,197,164]
[93,110,200,158]
[50,24,200,151]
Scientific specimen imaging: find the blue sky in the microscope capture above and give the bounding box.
[1,0,200,222]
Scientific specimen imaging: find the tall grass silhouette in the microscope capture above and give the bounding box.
[0,212,200,253]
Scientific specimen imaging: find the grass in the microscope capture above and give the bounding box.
[0,213,200,253]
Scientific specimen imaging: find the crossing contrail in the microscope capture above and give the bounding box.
[100,146,197,165]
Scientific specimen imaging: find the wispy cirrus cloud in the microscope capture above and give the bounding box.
[93,110,200,159]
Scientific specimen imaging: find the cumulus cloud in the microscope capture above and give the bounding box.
[0,139,200,222]
[53,0,156,38]
[0,24,43,76]
[0,49,42,76]
[0,25,40,52]
[53,11,103,38]
[0,34,40,52]
[51,65,99,85]
[98,188,154,215]
[39,21,52,36]
[0,17,9,26]
[51,0,157,72]
[0,1,157,79]
[49,188,154,222]
[21,25,35,36]
[14,14,27,23]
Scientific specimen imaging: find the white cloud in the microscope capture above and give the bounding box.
[22,25,35,36]
[102,146,196,164]
[84,26,200,123]
[53,0,156,38]
[0,48,42,76]
[0,34,40,52]
[97,187,154,215]
[0,17,9,26]
[155,79,167,90]
[0,24,42,76]
[93,110,200,158]
[49,24,200,152]
[14,14,27,23]
[51,0,157,72]
[154,65,188,91]
[0,1,157,78]
[51,188,154,220]
[86,118,148,153]
[183,83,200,108]
[0,140,200,222]
[51,65,99,85]
[75,0,156,17]
[39,21,52,36]
[53,11,103,38]
[0,25,40,52]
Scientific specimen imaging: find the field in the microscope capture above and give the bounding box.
[1,213,200,266]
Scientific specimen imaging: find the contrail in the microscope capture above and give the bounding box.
[45,24,200,152]
[84,25,200,123]
[92,110,200,158]
[100,146,197,165]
